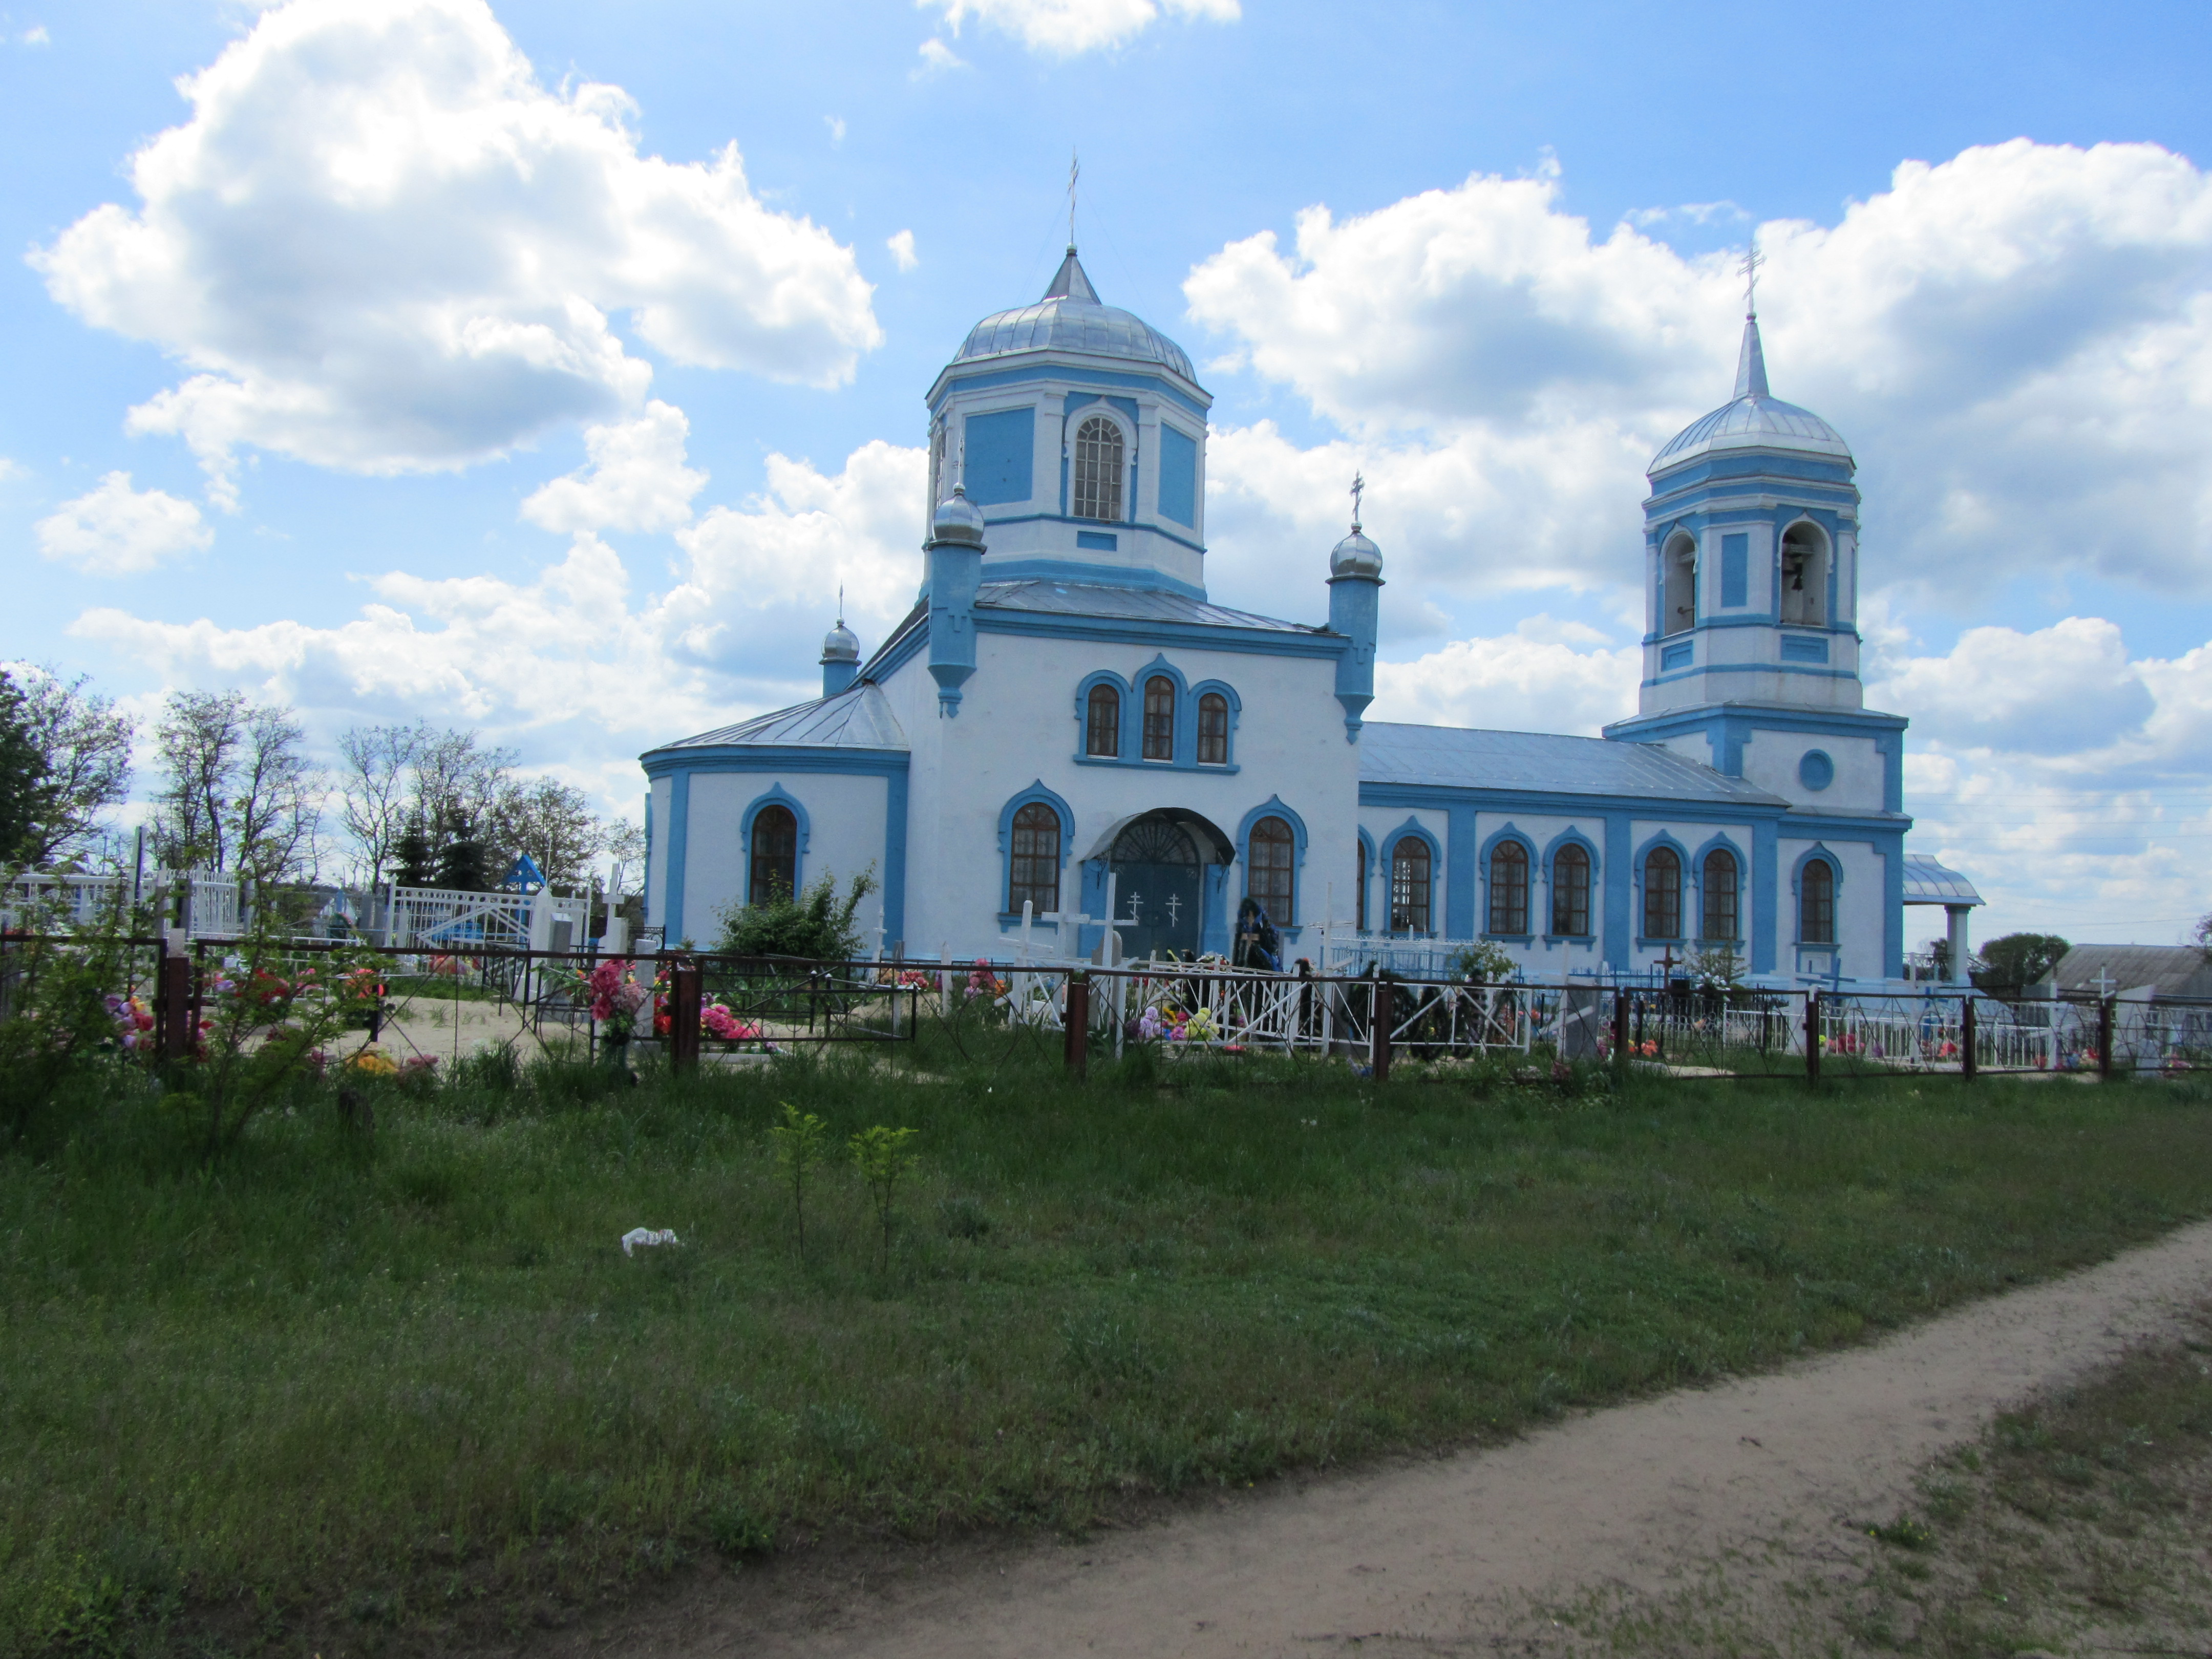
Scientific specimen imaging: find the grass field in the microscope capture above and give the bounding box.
[4,1041,2211,1656]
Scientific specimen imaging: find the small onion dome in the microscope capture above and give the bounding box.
[1330,525,1383,579]
[820,620,860,663]
[931,483,987,547]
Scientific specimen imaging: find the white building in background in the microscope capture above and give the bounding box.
[642,246,1965,982]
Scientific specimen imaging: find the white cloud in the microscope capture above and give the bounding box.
[825,114,846,145]
[918,0,1237,57]
[1184,140,2212,605]
[19,25,50,45]
[912,37,968,75]
[1371,621,1641,736]
[0,457,28,482]
[67,440,927,806]
[520,400,706,535]
[887,229,919,272]
[31,0,880,501]
[34,472,213,572]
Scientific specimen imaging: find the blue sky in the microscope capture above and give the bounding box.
[4,0,2210,949]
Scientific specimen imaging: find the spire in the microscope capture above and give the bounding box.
[1042,246,1099,304]
[1733,314,1770,400]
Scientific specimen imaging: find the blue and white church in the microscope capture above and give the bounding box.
[642,247,1946,983]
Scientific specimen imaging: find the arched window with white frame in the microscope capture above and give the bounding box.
[1072,415,1124,521]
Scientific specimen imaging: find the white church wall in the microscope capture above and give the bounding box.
[1778,833,1885,981]
[674,771,890,948]
[1740,730,1884,813]
[646,775,673,930]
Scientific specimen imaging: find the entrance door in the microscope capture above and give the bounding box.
[1108,819,1202,961]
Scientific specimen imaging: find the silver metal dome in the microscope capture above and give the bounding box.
[931,484,987,547]
[1650,315,1852,473]
[820,620,860,663]
[954,248,1198,384]
[1330,526,1384,580]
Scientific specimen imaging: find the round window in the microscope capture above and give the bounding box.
[1799,750,1835,792]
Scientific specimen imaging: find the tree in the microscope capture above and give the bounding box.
[1972,932,2071,995]
[0,667,134,868]
[410,729,515,857]
[150,690,321,878]
[491,776,604,889]
[0,672,46,868]
[151,690,246,870]
[391,821,434,888]
[432,818,488,892]
[336,721,426,887]
[2197,911,2212,964]
[229,701,323,881]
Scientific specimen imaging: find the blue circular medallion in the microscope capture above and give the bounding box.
[1799,750,1835,792]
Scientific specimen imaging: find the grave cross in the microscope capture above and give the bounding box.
[2092,966,2117,997]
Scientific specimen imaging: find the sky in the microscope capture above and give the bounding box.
[3,0,2210,952]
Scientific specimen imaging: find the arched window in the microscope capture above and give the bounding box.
[1356,839,1368,932]
[1142,675,1175,761]
[1664,533,1697,636]
[1008,801,1061,916]
[1247,816,1295,924]
[1391,838,1432,933]
[1800,857,1835,944]
[748,804,798,905]
[1643,847,1682,939]
[1550,844,1590,937]
[1488,840,1528,935]
[1197,692,1229,765]
[1072,415,1123,521]
[1085,683,1120,757]
[1702,849,1739,942]
[1780,522,1827,626]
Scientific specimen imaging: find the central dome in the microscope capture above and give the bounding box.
[954,247,1198,384]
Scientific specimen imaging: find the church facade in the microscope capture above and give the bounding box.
[641,249,1913,983]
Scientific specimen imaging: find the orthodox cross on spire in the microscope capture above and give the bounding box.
[1068,148,1079,249]
[1738,242,1766,319]
[837,585,845,627]
[1350,471,1366,531]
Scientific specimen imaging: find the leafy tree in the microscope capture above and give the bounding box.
[850,1125,921,1270]
[150,690,321,877]
[433,820,487,892]
[0,671,46,868]
[0,667,133,869]
[391,822,435,888]
[768,1103,832,1262]
[718,866,878,961]
[1972,932,2071,994]
[336,721,426,888]
[491,776,604,889]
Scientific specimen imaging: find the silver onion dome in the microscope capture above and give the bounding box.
[931,483,987,547]
[1330,525,1383,580]
[820,619,860,663]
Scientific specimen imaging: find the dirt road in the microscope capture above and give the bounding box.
[563,1219,2212,1657]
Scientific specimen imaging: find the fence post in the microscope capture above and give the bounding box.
[1613,988,1628,1075]
[669,961,701,1072]
[2098,996,2115,1082]
[1064,972,1089,1078]
[1370,973,1393,1083]
[1961,994,1976,1083]
[1804,990,1821,1088]
[159,950,193,1061]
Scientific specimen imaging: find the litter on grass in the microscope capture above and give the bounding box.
[621,1227,681,1257]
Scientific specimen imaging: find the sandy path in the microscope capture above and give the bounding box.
[572,1220,2212,1658]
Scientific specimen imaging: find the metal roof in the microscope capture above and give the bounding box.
[976,580,1323,634]
[1359,723,1789,805]
[1902,853,1984,906]
[650,682,908,754]
[1650,316,1852,472]
[954,249,1199,384]
[2044,944,2212,999]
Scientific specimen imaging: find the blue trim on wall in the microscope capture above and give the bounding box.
[964,407,1034,506]
[739,784,812,905]
[1602,811,1632,965]
[978,555,1207,596]
[1355,826,1377,932]
[1752,816,1779,973]
[1192,677,1242,768]
[1072,668,1133,761]
[1660,640,1693,670]
[883,767,907,950]
[665,770,691,944]
[974,515,1210,556]
[975,608,1347,660]
[1074,530,1118,551]
[1720,532,1748,608]
[1789,842,1842,945]
[930,361,1210,419]
[995,780,1076,919]
[1158,421,1198,527]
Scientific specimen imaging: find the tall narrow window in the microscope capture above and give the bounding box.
[1800,858,1835,944]
[1550,844,1590,937]
[1072,415,1123,521]
[748,804,798,904]
[1085,683,1120,757]
[1008,801,1061,916]
[1247,816,1295,924]
[1664,534,1697,636]
[1356,840,1368,932]
[1142,675,1175,761]
[1488,841,1528,935]
[1643,847,1682,939]
[1702,849,1739,942]
[1197,693,1229,765]
[1780,523,1828,627]
[1391,838,1432,933]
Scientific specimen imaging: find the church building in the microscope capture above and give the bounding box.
[641,247,1918,983]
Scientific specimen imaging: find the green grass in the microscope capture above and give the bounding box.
[4,1044,2211,1655]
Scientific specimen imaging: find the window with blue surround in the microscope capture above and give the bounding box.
[1799,750,1835,791]
[1157,423,1198,527]
[964,407,1033,506]
[1074,664,1236,771]
[1720,533,1748,608]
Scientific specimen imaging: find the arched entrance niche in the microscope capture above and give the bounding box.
[1080,807,1236,961]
